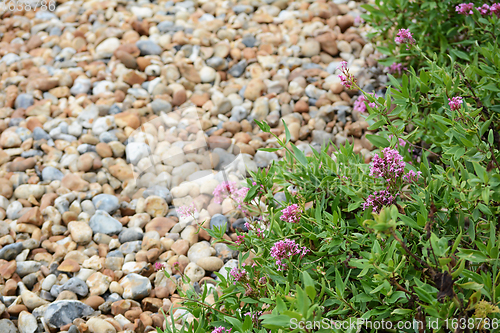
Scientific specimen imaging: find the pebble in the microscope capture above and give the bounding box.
[89,211,123,235]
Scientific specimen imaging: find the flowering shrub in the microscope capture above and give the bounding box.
[157,2,500,333]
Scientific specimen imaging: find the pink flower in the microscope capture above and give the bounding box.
[337,61,355,89]
[212,327,232,333]
[386,62,407,76]
[363,190,396,213]
[388,134,407,148]
[270,239,309,271]
[213,181,238,204]
[403,170,422,183]
[476,4,490,14]
[353,93,376,113]
[230,267,247,284]
[258,277,267,284]
[233,187,249,209]
[235,234,245,245]
[154,262,165,271]
[449,96,463,111]
[245,311,263,325]
[354,16,365,25]
[491,4,500,17]
[456,3,474,15]
[280,203,302,224]
[177,203,197,218]
[370,148,406,182]
[395,29,415,45]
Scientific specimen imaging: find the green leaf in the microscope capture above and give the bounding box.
[291,144,308,166]
[224,316,244,331]
[450,49,470,61]
[259,147,280,152]
[483,83,500,92]
[488,129,494,146]
[254,119,270,133]
[365,134,390,148]
[367,119,387,131]
[456,282,484,290]
[261,315,292,329]
[377,46,393,56]
[283,120,291,144]
[303,271,316,300]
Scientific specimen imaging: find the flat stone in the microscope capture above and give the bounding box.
[89,210,123,235]
[44,300,95,328]
[120,273,152,300]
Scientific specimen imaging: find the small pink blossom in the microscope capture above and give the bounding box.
[449,96,463,111]
[270,239,309,271]
[386,62,407,76]
[363,190,396,213]
[491,4,500,17]
[395,29,415,45]
[154,262,165,271]
[245,311,263,325]
[337,61,355,89]
[230,267,247,284]
[235,234,245,245]
[354,93,376,113]
[370,148,406,182]
[280,203,302,224]
[456,3,474,15]
[403,170,422,183]
[213,181,238,204]
[233,187,249,209]
[177,203,197,218]
[354,16,365,25]
[476,4,490,15]
[212,327,232,333]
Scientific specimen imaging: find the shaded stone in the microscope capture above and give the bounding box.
[44,301,95,328]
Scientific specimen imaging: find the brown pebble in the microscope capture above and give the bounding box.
[172,89,187,106]
[84,295,105,310]
[294,100,309,113]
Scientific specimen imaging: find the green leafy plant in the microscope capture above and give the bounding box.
[156,2,500,333]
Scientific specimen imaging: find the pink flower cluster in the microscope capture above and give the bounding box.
[364,147,423,212]
[245,311,263,325]
[456,3,500,16]
[493,4,500,17]
[369,148,406,182]
[386,62,407,76]
[244,221,265,238]
[337,61,355,89]
[212,181,250,210]
[353,93,376,113]
[230,267,248,284]
[212,327,232,333]
[235,234,245,245]
[362,190,396,213]
[270,239,309,271]
[448,96,463,111]
[233,187,250,209]
[213,181,238,204]
[280,204,302,224]
[395,29,415,45]
[177,203,197,218]
[154,262,165,271]
[403,170,422,183]
[456,3,474,14]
